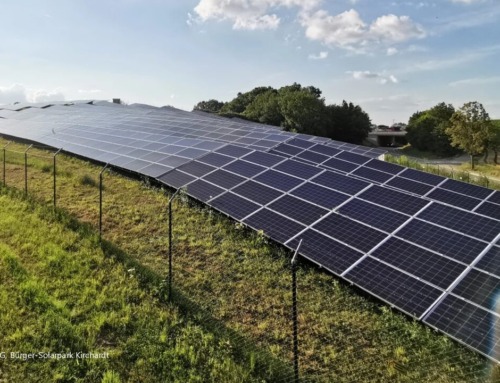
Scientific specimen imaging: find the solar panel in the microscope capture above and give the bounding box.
[475,202,500,220]
[198,152,235,167]
[287,230,364,275]
[290,183,350,209]
[335,151,370,165]
[313,214,387,253]
[338,199,408,233]
[177,161,216,177]
[345,257,443,318]
[311,171,369,195]
[273,159,323,180]
[417,203,500,242]
[399,168,444,186]
[309,143,341,157]
[441,179,494,200]
[243,208,306,243]
[364,159,404,174]
[202,169,246,189]
[158,170,195,188]
[222,160,266,178]
[351,167,394,183]
[241,151,284,167]
[322,158,359,173]
[424,294,499,355]
[474,246,500,276]
[488,191,500,205]
[371,237,467,289]
[209,192,260,220]
[272,143,303,156]
[358,185,429,215]
[253,170,303,192]
[295,150,329,164]
[426,188,481,211]
[186,179,225,202]
[268,195,328,225]
[231,180,282,205]
[396,219,487,264]
[385,176,434,196]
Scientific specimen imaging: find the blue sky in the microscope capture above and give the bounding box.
[0,0,499,124]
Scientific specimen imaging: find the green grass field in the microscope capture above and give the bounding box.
[1,138,499,382]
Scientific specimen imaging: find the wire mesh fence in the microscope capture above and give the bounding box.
[1,139,499,382]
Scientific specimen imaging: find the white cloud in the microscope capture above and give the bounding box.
[192,0,320,30]
[0,84,64,104]
[449,76,500,87]
[348,70,399,84]
[450,0,482,3]
[300,9,425,51]
[308,51,328,60]
[387,47,398,55]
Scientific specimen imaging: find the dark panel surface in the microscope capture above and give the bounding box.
[351,167,394,183]
[322,158,359,173]
[427,188,480,211]
[223,160,266,178]
[268,195,328,225]
[312,171,369,195]
[209,192,260,220]
[385,177,434,196]
[475,202,500,220]
[243,208,305,243]
[273,159,323,180]
[399,168,444,186]
[475,246,500,276]
[346,257,443,318]
[254,170,303,192]
[358,185,429,215]
[158,170,195,189]
[186,179,225,202]
[290,183,350,209]
[451,269,500,311]
[203,169,246,189]
[441,179,494,200]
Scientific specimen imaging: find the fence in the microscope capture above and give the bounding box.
[1,138,498,383]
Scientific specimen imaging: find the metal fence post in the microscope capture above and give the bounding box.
[291,239,303,383]
[99,163,109,243]
[24,144,33,195]
[168,188,181,302]
[53,148,62,209]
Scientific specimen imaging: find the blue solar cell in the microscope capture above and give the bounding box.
[488,191,500,205]
[474,246,500,276]
[273,159,323,180]
[441,179,493,199]
[157,145,184,155]
[364,159,404,175]
[322,158,359,173]
[371,237,466,289]
[232,180,283,205]
[295,150,329,164]
[312,171,369,195]
[309,144,342,157]
[193,140,224,150]
[417,203,500,242]
[209,192,260,220]
[272,143,303,156]
[399,168,444,186]
[157,155,191,167]
[313,214,387,253]
[351,167,393,183]
[397,219,487,264]
[452,269,500,311]
[288,230,364,275]
[158,170,195,188]
[338,199,408,233]
[215,144,252,158]
[290,183,349,209]
[244,208,305,243]
[345,257,442,318]
[474,202,500,220]
[424,294,496,355]
[197,152,234,167]
[124,159,152,171]
[177,161,216,177]
[358,185,429,215]
[186,179,225,202]
[242,152,284,167]
[223,160,266,178]
[385,177,434,196]
[335,151,370,165]
[203,169,245,189]
[286,138,316,149]
[140,163,172,178]
[254,170,303,192]
[427,188,480,211]
[268,195,328,225]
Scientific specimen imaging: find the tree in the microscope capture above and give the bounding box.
[193,99,225,113]
[488,120,500,165]
[220,86,274,114]
[446,101,492,169]
[243,89,283,126]
[325,101,371,144]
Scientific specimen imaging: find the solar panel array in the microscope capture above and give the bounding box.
[1,101,500,362]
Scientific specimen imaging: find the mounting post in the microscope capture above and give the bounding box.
[53,148,62,209]
[168,188,181,302]
[24,145,33,195]
[99,163,109,243]
[291,239,303,383]
[2,141,11,187]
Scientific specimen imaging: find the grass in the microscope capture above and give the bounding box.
[1,138,499,382]
[0,190,267,383]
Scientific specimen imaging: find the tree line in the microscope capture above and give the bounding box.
[407,101,499,169]
[193,83,371,144]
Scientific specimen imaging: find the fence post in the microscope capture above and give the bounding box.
[24,144,33,195]
[53,148,62,209]
[291,239,303,383]
[2,142,11,187]
[168,188,181,302]
[99,163,109,243]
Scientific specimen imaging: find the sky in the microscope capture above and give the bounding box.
[0,0,499,125]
